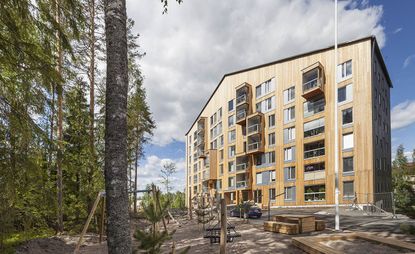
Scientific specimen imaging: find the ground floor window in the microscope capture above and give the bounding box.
[284,186,296,201]
[269,188,276,201]
[253,190,262,203]
[304,184,325,202]
[343,181,354,199]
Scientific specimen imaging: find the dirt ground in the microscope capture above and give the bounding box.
[14,212,415,254]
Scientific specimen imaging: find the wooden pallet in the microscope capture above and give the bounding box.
[315,220,325,231]
[274,215,315,233]
[263,221,299,235]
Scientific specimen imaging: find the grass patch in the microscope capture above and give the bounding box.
[1,228,55,254]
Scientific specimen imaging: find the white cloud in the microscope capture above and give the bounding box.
[126,0,385,146]
[391,100,415,130]
[393,27,403,34]
[134,155,186,192]
[403,54,415,68]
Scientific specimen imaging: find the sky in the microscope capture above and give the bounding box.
[125,0,415,192]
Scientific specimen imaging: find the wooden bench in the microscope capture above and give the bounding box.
[263,221,299,235]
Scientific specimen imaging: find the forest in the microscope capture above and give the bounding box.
[0,0,178,252]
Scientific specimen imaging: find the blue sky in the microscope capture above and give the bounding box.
[126,0,415,191]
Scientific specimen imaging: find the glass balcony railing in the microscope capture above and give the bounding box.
[236,94,247,105]
[304,147,325,159]
[303,77,322,93]
[304,192,326,202]
[304,126,325,138]
[236,110,246,122]
[236,163,248,171]
[247,124,261,134]
[236,181,247,188]
[247,142,261,151]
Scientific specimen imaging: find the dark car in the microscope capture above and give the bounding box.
[229,206,262,219]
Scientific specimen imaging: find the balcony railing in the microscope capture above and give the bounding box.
[227,186,236,190]
[236,181,247,188]
[247,142,261,151]
[304,147,325,159]
[236,94,247,105]
[303,77,322,93]
[236,110,246,122]
[304,170,325,181]
[304,192,326,202]
[304,126,325,138]
[247,124,261,134]
[236,163,248,171]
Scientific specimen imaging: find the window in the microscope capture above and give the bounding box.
[270,171,276,182]
[254,190,262,203]
[256,172,263,184]
[343,156,354,174]
[342,108,353,125]
[283,86,295,105]
[228,130,236,143]
[304,96,325,117]
[268,114,275,128]
[284,106,295,123]
[228,115,235,127]
[256,96,275,113]
[228,161,235,173]
[228,99,234,112]
[284,186,296,201]
[219,164,224,175]
[228,177,235,188]
[342,133,354,150]
[210,140,217,149]
[228,145,236,158]
[304,118,325,138]
[218,135,224,148]
[304,184,326,201]
[219,149,224,161]
[284,147,295,162]
[284,166,295,181]
[283,127,296,144]
[255,152,275,167]
[305,162,325,172]
[217,179,222,190]
[337,60,352,81]
[304,140,325,159]
[268,132,276,146]
[343,181,354,199]
[256,78,276,98]
[269,188,276,200]
[338,84,353,103]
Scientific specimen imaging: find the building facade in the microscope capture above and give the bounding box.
[185,36,392,208]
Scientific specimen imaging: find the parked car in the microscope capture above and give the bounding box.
[229,206,262,218]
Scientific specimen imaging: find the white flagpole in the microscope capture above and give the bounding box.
[334,0,340,231]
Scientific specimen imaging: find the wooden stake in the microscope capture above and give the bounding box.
[220,198,227,254]
[74,191,103,253]
[99,196,106,243]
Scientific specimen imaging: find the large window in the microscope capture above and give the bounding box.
[284,166,296,181]
[304,184,326,202]
[338,84,353,104]
[228,99,234,112]
[228,130,236,143]
[228,115,235,127]
[268,132,276,146]
[268,114,275,128]
[284,186,296,201]
[305,162,325,172]
[219,164,223,175]
[343,156,354,174]
[337,60,352,81]
[284,106,295,123]
[228,161,235,173]
[256,172,263,184]
[283,86,295,104]
[228,177,235,188]
[343,181,354,199]
[283,127,295,144]
[342,133,354,150]
[304,140,325,159]
[255,152,276,167]
[228,145,236,158]
[256,78,276,98]
[256,96,275,113]
[304,118,325,138]
[304,96,325,117]
[270,170,276,182]
[342,108,353,125]
[254,190,263,203]
[269,188,276,201]
[284,147,295,162]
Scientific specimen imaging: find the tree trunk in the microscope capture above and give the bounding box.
[134,142,138,213]
[88,0,96,183]
[104,0,131,252]
[55,0,64,233]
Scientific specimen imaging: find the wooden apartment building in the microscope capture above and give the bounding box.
[185,36,392,208]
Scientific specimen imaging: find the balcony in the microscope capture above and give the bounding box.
[304,170,326,181]
[196,147,206,158]
[236,181,248,189]
[304,140,325,159]
[236,155,249,172]
[246,140,263,154]
[236,107,248,125]
[302,63,325,99]
[196,117,207,158]
[247,112,263,136]
[235,83,252,125]
[304,184,326,202]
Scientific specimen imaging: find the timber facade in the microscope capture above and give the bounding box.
[185,36,392,208]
